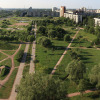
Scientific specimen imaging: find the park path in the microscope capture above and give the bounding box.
[51,29,80,75]
[67,89,95,97]
[29,24,37,73]
[9,43,29,100]
[0,44,21,87]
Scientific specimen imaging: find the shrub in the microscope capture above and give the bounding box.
[64,34,71,41]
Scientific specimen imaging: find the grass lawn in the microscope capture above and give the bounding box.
[70,92,100,100]
[0,41,19,50]
[23,65,30,76]
[2,51,15,55]
[0,52,7,61]
[0,58,12,67]
[0,68,18,99]
[35,39,69,74]
[14,44,26,67]
[53,48,100,94]
[71,30,97,47]
[63,26,77,37]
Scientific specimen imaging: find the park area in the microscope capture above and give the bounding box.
[0,16,100,100]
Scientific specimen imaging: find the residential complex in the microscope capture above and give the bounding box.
[26,7,59,17]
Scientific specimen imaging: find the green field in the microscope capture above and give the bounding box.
[3,51,15,55]
[0,68,18,99]
[71,30,97,47]
[0,52,7,61]
[14,44,26,67]
[0,58,12,67]
[35,39,69,74]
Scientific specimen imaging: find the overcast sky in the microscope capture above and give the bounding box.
[0,0,100,9]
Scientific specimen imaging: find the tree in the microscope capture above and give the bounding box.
[16,73,69,100]
[27,35,35,42]
[78,79,87,96]
[89,64,100,89]
[37,36,52,48]
[64,34,71,41]
[65,60,86,84]
[37,26,47,36]
[48,29,56,38]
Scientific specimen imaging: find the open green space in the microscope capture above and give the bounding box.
[0,68,18,99]
[35,39,69,74]
[0,58,12,67]
[0,41,19,50]
[3,51,15,55]
[0,52,7,61]
[70,92,100,100]
[14,44,26,67]
[53,48,100,93]
[23,65,30,76]
[71,30,97,47]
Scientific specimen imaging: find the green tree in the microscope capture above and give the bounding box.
[16,73,69,100]
[48,29,56,38]
[78,79,87,96]
[37,36,52,48]
[27,35,35,42]
[89,64,100,89]
[37,26,47,36]
[64,34,71,41]
[65,60,86,84]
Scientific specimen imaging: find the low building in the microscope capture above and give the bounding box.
[94,18,100,26]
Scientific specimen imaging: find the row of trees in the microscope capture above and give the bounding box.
[65,48,100,95]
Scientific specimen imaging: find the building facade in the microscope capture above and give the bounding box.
[27,7,59,17]
[64,11,82,23]
[60,6,66,17]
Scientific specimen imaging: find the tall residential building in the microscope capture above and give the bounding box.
[60,6,66,17]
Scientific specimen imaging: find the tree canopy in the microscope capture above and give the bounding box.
[16,73,69,100]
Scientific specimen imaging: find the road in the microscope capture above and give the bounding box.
[9,43,29,100]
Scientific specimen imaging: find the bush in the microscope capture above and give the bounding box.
[0,66,10,77]
[16,50,24,62]
[37,36,52,48]
[64,34,71,41]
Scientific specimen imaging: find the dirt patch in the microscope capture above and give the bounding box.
[9,23,29,26]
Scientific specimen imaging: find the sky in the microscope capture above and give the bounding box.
[0,0,100,9]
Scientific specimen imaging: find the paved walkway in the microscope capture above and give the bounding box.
[29,41,36,73]
[29,24,37,73]
[51,29,80,75]
[9,43,29,100]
